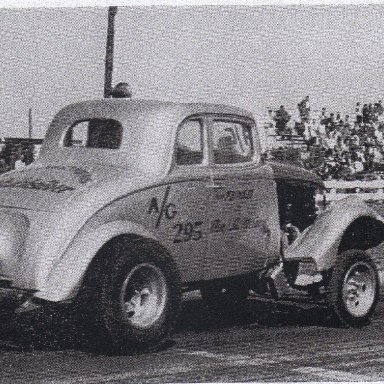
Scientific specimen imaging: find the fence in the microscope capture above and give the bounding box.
[316,180,384,204]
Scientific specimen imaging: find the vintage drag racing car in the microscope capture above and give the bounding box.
[0,99,383,351]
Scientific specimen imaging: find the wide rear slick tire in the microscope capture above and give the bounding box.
[326,250,379,328]
[96,238,181,352]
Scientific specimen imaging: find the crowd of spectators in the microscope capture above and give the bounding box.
[264,97,384,180]
[0,141,37,173]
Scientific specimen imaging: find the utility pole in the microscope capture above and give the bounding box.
[104,6,118,98]
[28,107,33,139]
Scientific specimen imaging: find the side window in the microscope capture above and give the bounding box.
[175,119,204,165]
[211,120,254,164]
[63,119,122,149]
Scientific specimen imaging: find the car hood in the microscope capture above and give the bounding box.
[0,163,148,212]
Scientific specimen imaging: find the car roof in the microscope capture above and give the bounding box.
[39,98,255,173]
[58,98,254,120]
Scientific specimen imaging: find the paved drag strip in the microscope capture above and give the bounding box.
[340,356,384,368]
[185,350,270,366]
[46,364,198,384]
[273,344,384,362]
[43,349,270,384]
[38,345,384,384]
[184,350,384,381]
[42,349,280,384]
[293,367,381,382]
[183,343,384,365]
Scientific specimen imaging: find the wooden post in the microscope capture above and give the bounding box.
[104,6,118,98]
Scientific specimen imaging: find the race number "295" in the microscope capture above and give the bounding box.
[173,221,203,243]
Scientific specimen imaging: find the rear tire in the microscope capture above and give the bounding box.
[87,238,181,352]
[326,250,379,327]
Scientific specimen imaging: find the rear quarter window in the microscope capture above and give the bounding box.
[63,119,123,149]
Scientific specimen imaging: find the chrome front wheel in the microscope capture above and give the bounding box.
[326,250,379,327]
[342,261,377,318]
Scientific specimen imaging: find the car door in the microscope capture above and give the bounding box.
[205,116,280,280]
[161,117,211,283]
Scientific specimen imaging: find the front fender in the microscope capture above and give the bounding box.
[284,196,384,271]
[34,220,159,302]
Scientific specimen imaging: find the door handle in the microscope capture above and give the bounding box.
[207,184,222,189]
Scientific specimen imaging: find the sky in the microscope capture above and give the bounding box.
[1,4,384,138]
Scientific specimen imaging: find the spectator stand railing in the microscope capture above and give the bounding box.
[266,134,306,150]
[316,179,384,204]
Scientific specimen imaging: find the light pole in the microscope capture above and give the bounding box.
[104,6,118,98]
[28,107,33,139]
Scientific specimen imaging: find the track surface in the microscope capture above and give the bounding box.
[1,293,384,383]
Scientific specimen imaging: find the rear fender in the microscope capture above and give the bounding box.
[284,196,384,271]
[34,220,159,302]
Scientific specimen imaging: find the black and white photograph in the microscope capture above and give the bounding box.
[0,2,383,382]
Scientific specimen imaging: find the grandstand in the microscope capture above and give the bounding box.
[261,98,384,182]
[0,137,43,172]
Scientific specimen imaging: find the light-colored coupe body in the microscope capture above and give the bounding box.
[0,99,283,301]
[0,99,382,348]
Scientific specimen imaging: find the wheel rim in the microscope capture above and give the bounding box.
[342,261,377,318]
[120,263,167,329]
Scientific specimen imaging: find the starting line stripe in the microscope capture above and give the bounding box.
[293,367,381,382]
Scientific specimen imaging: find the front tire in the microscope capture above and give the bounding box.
[326,250,379,327]
[96,238,181,352]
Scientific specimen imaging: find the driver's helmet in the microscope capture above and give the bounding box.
[110,82,132,98]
